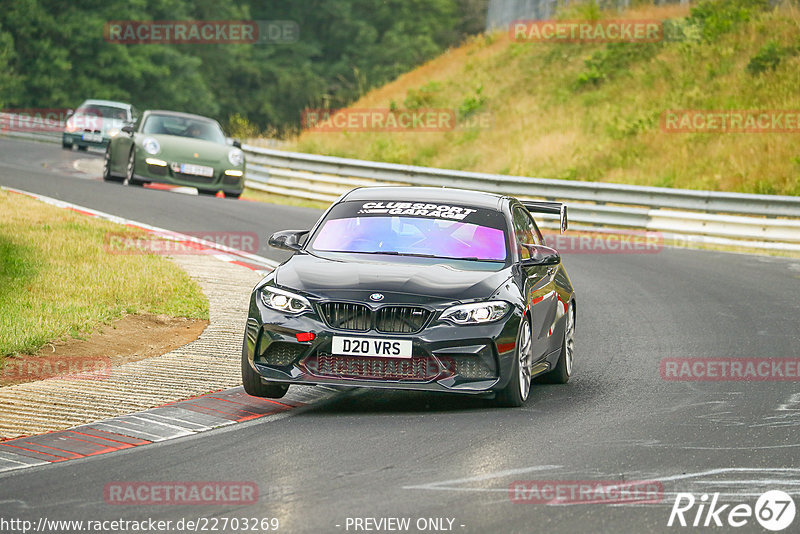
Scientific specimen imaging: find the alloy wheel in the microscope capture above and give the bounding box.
[517,319,532,400]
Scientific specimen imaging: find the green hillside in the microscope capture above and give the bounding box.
[287,0,800,195]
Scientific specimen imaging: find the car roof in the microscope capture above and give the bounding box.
[79,99,131,109]
[342,186,507,210]
[143,110,219,123]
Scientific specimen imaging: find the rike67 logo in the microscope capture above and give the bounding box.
[668,491,796,531]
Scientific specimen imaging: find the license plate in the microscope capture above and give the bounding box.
[179,163,214,177]
[332,336,412,359]
[81,133,102,142]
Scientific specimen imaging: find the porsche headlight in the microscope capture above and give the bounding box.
[260,286,311,314]
[228,148,244,167]
[142,137,160,155]
[440,301,510,325]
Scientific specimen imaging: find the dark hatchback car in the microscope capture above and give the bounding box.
[243,187,576,406]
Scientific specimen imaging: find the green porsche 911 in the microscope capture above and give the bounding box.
[103,110,245,198]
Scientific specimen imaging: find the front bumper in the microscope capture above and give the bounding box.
[63,132,109,148]
[133,153,245,194]
[243,293,523,395]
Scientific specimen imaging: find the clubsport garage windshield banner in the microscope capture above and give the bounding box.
[357,201,479,221]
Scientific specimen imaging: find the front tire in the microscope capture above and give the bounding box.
[102,147,115,182]
[62,139,73,150]
[197,188,218,196]
[123,149,142,187]
[495,316,533,407]
[242,350,290,398]
[539,302,575,384]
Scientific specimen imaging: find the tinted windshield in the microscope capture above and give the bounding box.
[142,114,225,143]
[309,201,508,262]
[75,105,128,120]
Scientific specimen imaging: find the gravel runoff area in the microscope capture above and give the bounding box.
[0,254,263,440]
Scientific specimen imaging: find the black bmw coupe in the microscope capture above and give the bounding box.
[242,187,575,406]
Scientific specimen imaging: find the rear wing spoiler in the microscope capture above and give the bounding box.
[521,201,568,234]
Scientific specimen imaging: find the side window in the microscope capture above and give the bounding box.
[528,211,544,244]
[512,207,541,259]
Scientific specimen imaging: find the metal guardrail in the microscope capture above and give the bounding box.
[242,146,800,218]
[242,145,800,252]
[4,124,799,251]
[0,112,62,143]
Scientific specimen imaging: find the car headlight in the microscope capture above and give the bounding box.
[228,148,244,167]
[142,137,160,155]
[440,301,510,325]
[260,286,311,314]
[108,128,120,138]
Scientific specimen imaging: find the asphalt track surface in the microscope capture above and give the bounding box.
[1,137,799,533]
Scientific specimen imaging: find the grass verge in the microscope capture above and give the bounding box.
[241,187,330,210]
[0,189,208,358]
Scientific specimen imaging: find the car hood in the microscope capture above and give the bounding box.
[66,116,125,135]
[274,253,511,303]
[142,134,233,164]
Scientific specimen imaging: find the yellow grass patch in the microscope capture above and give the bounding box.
[285,2,800,196]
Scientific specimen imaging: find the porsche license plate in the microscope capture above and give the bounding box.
[179,163,214,177]
[332,337,412,358]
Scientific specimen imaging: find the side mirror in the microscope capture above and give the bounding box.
[121,125,135,134]
[268,230,308,252]
[232,139,242,149]
[521,244,560,266]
